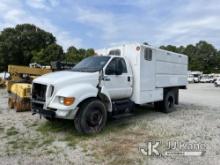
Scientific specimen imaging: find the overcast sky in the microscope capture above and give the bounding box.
[0,0,220,50]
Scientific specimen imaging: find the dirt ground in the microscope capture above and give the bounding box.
[0,83,220,165]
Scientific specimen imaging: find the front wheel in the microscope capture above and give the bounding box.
[74,99,107,134]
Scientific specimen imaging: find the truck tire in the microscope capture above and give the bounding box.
[160,90,176,113]
[74,99,107,134]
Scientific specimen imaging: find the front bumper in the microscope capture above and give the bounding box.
[31,101,78,119]
[32,108,56,118]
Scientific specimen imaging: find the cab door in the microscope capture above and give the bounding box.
[103,57,132,99]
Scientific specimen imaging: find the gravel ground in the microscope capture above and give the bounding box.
[0,83,220,165]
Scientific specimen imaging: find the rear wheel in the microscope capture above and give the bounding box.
[158,90,176,113]
[74,99,107,134]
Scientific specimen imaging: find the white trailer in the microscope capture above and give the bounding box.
[32,43,188,134]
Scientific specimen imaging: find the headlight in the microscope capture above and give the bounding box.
[59,97,75,106]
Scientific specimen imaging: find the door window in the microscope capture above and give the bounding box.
[105,58,127,75]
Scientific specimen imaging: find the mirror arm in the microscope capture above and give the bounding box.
[97,69,104,90]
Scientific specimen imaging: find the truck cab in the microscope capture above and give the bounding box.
[32,43,188,134]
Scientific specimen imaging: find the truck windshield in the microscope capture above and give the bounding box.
[72,56,110,72]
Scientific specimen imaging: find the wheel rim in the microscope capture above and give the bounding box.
[167,96,174,108]
[86,108,103,127]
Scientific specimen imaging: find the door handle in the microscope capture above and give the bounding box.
[127,76,131,82]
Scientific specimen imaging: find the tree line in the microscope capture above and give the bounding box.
[160,41,220,73]
[0,24,220,73]
[0,24,94,71]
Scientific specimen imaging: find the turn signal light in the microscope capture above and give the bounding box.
[64,97,75,106]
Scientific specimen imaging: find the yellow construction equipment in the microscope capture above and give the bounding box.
[7,65,52,112]
[7,62,75,112]
[7,65,51,92]
[8,83,32,112]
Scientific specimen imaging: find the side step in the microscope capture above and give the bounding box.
[112,113,134,120]
[111,99,135,116]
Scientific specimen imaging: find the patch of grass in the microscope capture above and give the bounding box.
[23,121,39,128]
[101,120,131,135]
[7,140,17,145]
[110,157,141,165]
[6,127,19,136]
[61,120,132,148]
[90,134,145,165]
[45,149,55,154]
[26,140,39,150]
[0,124,4,132]
[37,120,74,134]
[61,126,97,147]
[81,143,89,153]
[38,136,54,147]
[5,147,16,156]
[29,121,38,127]
[37,120,92,148]
[62,135,79,148]
[6,134,55,154]
[7,138,37,151]
[7,139,28,152]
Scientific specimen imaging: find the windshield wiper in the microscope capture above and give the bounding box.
[72,68,82,72]
[72,67,88,72]
[72,67,101,72]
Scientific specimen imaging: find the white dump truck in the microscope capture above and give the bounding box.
[32,43,188,134]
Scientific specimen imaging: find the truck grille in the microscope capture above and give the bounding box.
[32,102,44,109]
[32,83,47,102]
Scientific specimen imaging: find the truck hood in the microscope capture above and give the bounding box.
[33,71,99,86]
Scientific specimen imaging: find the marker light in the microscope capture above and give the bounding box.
[59,97,75,106]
